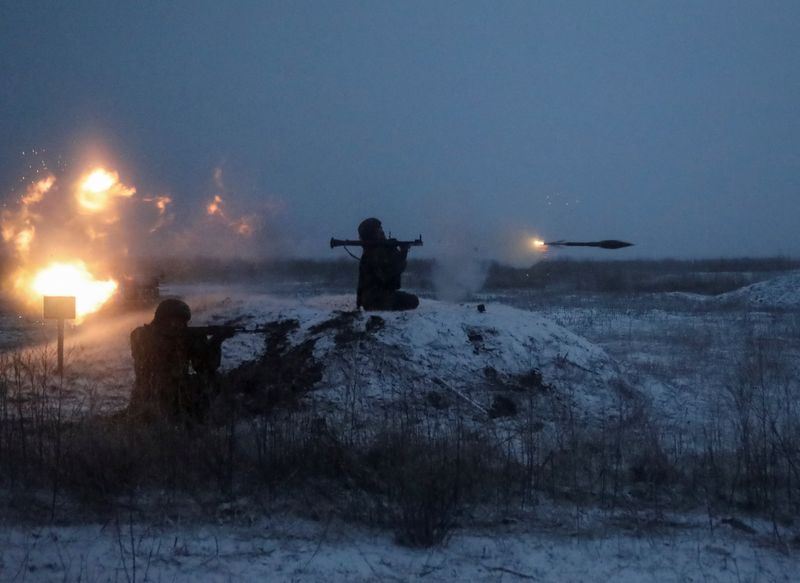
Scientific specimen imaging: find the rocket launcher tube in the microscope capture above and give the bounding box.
[330,236,423,249]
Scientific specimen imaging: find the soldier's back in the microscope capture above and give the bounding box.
[130,324,190,416]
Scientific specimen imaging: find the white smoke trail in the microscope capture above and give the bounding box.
[430,226,490,302]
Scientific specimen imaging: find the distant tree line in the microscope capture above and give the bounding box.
[129,255,799,296]
[482,257,800,295]
[1,252,798,297]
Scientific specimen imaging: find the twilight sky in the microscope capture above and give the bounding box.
[2,1,799,260]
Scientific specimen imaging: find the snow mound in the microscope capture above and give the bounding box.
[717,271,800,308]
[62,294,638,424]
[201,294,636,424]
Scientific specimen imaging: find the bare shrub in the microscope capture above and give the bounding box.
[60,417,141,509]
[3,313,798,544]
[723,330,800,513]
[0,349,73,517]
[360,422,498,547]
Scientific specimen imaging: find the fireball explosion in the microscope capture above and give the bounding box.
[2,163,259,320]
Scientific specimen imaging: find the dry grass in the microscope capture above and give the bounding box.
[2,318,799,547]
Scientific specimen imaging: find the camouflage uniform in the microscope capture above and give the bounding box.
[129,303,224,420]
[356,218,420,311]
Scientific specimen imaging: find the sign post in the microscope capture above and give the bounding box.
[43,296,76,379]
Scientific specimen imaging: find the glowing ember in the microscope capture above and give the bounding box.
[149,195,172,214]
[31,261,118,318]
[207,194,224,216]
[233,215,256,237]
[206,194,256,237]
[144,195,174,232]
[76,168,135,212]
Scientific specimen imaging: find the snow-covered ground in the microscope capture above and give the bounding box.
[5,272,798,430]
[2,513,797,582]
[717,270,800,308]
[483,281,800,438]
[2,272,800,581]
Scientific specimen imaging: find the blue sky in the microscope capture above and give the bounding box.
[2,1,799,259]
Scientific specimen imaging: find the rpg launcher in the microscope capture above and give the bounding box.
[330,236,423,249]
[544,239,634,250]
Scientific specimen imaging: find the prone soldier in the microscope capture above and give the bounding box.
[129,299,235,420]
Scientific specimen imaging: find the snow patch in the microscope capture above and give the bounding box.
[718,271,800,308]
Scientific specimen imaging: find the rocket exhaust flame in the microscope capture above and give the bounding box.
[529,238,547,251]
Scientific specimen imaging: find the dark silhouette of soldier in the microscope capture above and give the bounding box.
[130,299,233,420]
[356,218,419,311]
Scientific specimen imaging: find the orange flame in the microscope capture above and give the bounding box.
[25,261,117,319]
[207,194,224,216]
[1,176,55,256]
[149,195,172,213]
[206,194,256,237]
[2,168,130,318]
[76,168,135,213]
[22,175,55,205]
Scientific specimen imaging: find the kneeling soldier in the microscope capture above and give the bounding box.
[356,217,419,311]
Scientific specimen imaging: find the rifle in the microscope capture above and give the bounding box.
[189,325,271,339]
[330,236,423,249]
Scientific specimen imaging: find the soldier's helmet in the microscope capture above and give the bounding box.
[153,298,191,324]
[358,217,382,242]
